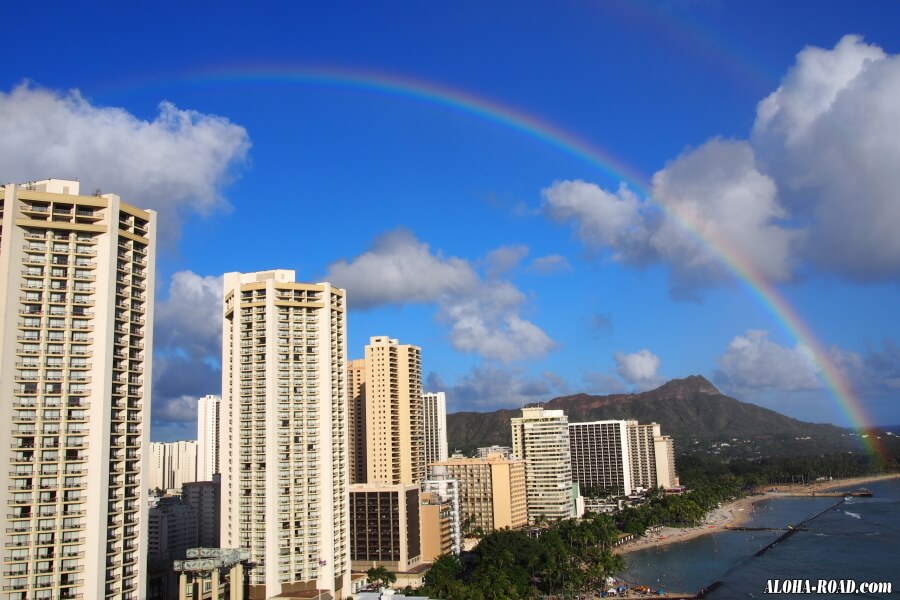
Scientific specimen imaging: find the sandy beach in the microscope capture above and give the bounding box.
[614,473,899,555]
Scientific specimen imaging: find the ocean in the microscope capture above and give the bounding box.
[621,478,900,598]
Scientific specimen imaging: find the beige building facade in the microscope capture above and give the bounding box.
[0,179,156,600]
[432,454,527,533]
[346,359,367,484]
[511,407,576,523]
[361,337,425,486]
[220,271,349,599]
[149,440,198,493]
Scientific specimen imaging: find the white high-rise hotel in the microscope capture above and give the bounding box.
[197,394,221,480]
[422,392,448,468]
[220,270,349,598]
[0,180,155,600]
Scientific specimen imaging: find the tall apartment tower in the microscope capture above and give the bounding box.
[0,179,156,600]
[568,420,633,496]
[148,440,198,492]
[626,421,658,491]
[511,407,576,523]
[422,392,448,468]
[346,359,366,484]
[197,394,221,481]
[220,271,349,598]
[653,435,678,489]
[362,336,424,486]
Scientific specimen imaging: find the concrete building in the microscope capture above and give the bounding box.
[0,179,156,600]
[197,394,221,481]
[476,445,512,459]
[432,454,527,534]
[360,336,425,486]
[422,392,447,469]
[183,476,221,548]
[347,359,367,484]
[421,466,461,557]
[569,420,633,496]
[419,491,454,563]
[653,435,679,489]
[147,496,198,599]
[349,484,421,572]
[149,440,198,493]
[220,271,349,599]
[511,407,576,523]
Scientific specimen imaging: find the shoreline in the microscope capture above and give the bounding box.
[614,473,899,556]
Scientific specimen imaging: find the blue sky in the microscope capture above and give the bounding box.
[2,1,899,441]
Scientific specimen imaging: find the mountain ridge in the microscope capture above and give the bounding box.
[446,375,855,457]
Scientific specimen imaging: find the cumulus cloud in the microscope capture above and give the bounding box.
[440,282,555,362]
[326,229,478,309]
[528,254,573,274]
[544,35,900,291]
[154,271,224,359]
[328,230,555,362]
[714,330,822,392]
[828,339,900,395]
[752,35,900,280]
[614,349,662,391]
[543,180,652,262]
[428,366,562,411]
[484,245,529,278]
[152,271,223,438]
[650,139,799,291]
[0,83,250,246]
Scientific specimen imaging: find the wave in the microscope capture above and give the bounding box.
[843,511,862,519]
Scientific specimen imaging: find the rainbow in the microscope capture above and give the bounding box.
[110,64,884,458]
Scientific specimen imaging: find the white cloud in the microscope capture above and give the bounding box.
[328,230,555,362]
[715,330,822,392]
[440,282,555,362]
[484,244,529,278]
[428,366,558,411]
[614,349,662,391]
[544,35,900,291]
[752,35,900,280]
[650,139,798,291]
[326,229,479,309]
[154,271,224,359]
[528,254,573,274]
[543,180,651,262]
[0,83,250,246]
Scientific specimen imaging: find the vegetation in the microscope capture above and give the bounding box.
[365,565,396,589]
[421,514,624,599]
[412,445,900,599]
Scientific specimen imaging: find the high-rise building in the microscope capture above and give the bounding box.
[431,454,527,534]
[348,484,421,572]
[360,336,425,486]
[653,434,678,489]
[196,394,221,481]
[220,271,349,598]
[421,466,461,556]
[182,476,220,548]
[569,420,633,496]
[422,392,447,468]
[149,440,198,492]
[511,407,576,523]
[0,179,156,600]
[346,359,366,484]
[146,496,197,600]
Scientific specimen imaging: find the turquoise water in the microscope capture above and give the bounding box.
[622,478,900,598]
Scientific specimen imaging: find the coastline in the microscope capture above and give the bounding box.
[614,473,899,556]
